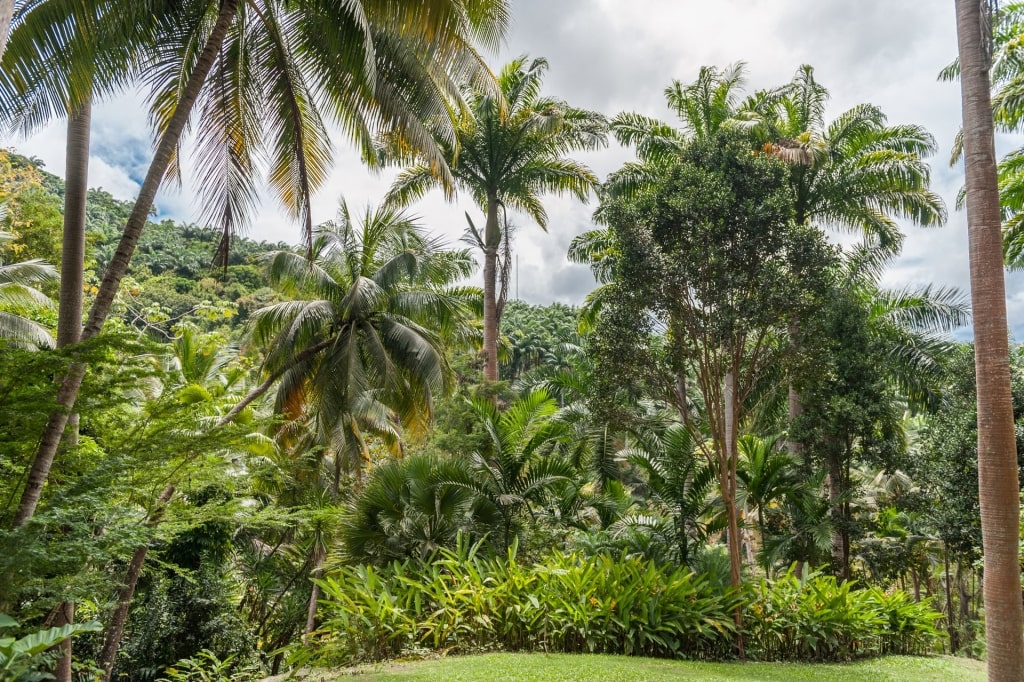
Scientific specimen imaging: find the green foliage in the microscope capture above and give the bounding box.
[315,545,740,664]
[339,454,499,564]
[0,614,101,682]
[746,570,941,661]
[157,650,263,682]
[313,546,940,666]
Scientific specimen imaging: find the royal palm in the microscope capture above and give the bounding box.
[387,56,607,383]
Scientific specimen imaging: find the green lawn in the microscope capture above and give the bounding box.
[303,652,985,682]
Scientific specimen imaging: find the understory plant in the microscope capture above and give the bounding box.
[311,542,941,666]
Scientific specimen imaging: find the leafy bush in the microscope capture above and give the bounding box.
[317,545,741,663]
[314,547,942,666]
[745,569,942,661]
[0,614,101,682]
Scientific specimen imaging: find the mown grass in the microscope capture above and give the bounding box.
[325,652,985,682]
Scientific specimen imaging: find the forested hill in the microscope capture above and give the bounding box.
[0,149,291,335]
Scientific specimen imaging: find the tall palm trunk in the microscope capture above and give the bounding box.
[97,485,175,682]
[303,543,325,643]
[51,93,92,682]
[57,97,91,349]
[955,1,1024,679]
[12,0,240,528]
[482,197,500,384]
[0,0,13,58]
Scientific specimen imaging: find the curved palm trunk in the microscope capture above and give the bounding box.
[12,0,240,528]
[0,0,13,58]
[955,1,1024,679]
[482,198,500,384]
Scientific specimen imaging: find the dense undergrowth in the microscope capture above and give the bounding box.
[308,543,941,667]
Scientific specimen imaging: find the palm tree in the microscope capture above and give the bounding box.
[954,1,1024,678]
[339,454,498,564]
[755,65,946,258]
[619,421,720,566]
[243,201,479,635]
[7,0,511,527]
[605,62,748,201]
[0,225,56,349]
[456,388,576,550]
[244,200,478,459]
[736,434,794,564]
[387,56,607,383]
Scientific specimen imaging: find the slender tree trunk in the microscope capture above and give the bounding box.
[51,601,74,682]
[58,98,91,349]
[0,0,13,58]
[303,544,325,643]
[723,370,742,589]
[786,322,804,457]
[48,93,93,682]
[827,453,847,580]
[482,198,500,384]
[955,2,1024,679]
[722,369,745,658]
[12,0,240,528]
[944,543,960,654]
[98,485,175,682]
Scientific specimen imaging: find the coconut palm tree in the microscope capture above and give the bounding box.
[954,1,1024,678]
[242,200,478,448]
[7,0,511,528]
[387,56,607,383]
[240,200,480,634]
[0,225,56,349]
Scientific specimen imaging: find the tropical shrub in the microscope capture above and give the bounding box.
[745,569,942,661]
[313,545,942,666]
[0,614,100,682]
[315,543,738,664]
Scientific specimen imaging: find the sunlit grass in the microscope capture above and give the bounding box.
[319,652,985,682]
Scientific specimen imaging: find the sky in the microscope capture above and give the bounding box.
[5,0,1024,338]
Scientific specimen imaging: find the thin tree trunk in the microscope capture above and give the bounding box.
[722,368,745,658]
[955,1,1024,679]
[52,601,73,682]
[0,0,13,58]
[482,198,500,385]
[12,0,240,528]
[97,485,175,682]
[827,453,847,580]
[786,322,804,457]
[49,93,93,682]
[944,543,960,654]
[303,544,325,643]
